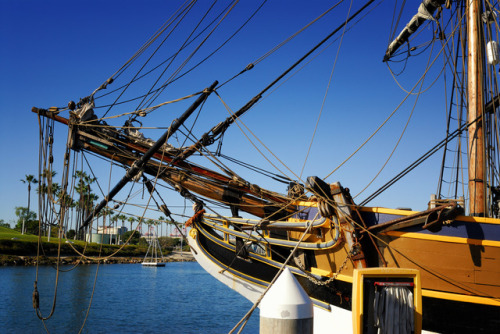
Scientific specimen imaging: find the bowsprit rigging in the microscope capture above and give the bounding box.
[31,1,500,333]
[79,80,219,230]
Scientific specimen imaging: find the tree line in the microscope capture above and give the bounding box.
[8,171,186,247]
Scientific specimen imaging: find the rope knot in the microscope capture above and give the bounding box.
[185,209,205,227]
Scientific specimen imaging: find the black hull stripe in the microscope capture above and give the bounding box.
[195,222,334,310]
[194,221,500,333]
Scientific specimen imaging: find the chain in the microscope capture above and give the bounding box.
[293,244,355,286]
[293,201,356,286]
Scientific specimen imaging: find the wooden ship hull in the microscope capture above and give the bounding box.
[187,200,500,333]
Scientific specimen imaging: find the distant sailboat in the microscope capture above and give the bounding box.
[142,225,165,267]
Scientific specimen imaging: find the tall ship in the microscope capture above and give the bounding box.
[33,1,500,332]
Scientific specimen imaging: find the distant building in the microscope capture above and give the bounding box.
[86,226,127,244]
[143,232,156,242]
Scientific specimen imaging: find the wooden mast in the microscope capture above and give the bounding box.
[467,0,486,216]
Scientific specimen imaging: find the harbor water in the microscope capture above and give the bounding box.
[0,261,259,333]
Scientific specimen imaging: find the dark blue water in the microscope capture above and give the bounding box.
[0,262,259,333]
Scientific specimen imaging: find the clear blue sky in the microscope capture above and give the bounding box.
[0,0,450,226]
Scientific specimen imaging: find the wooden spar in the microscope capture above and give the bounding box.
[77,129,289,205]
[78,81,219,230]
[467,0,486,216]
[32,110,290,207]
[118,138,288,204]
[32,107,69,125]
[80,142,289,219]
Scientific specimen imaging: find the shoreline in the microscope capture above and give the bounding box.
[0,251,195,266]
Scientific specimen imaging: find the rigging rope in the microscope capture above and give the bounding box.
[213,91,299,183]
[360,115,482,205]
[219,153,290,183]
[95,0,263,112]
[100,0,197,119]
[228,212,318,334]
[137,0,240,115]
[134,1,215,113]
[175,0,378,168]
[33,114,66,322]
[354,19,439,199]
[323,13,465,181]
[299,0,354,179]
[251,0,344,66]
[437,1,467,201]
[89,92,200,123]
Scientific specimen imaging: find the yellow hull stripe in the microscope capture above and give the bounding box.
[382,230,500,247]
[359,206,500,225]
[422,289,500,306]
[319,272,499,306]
[196,221,500,308]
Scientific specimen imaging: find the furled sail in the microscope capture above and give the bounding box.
[384,0,446,61]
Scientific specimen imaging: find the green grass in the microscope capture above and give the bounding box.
[0,226,150,257]
[0,226,38,240]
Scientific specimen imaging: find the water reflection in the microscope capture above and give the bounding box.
[0,262,258,333]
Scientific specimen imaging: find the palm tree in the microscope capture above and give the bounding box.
[117,214,127,227]
[109,214,120,244]
[127,215,136,232]
[158,216,165,237]
[144,219,154,241]
[20,174,38,234]
[69,198,79,239]
[100,207,113,243]
[74,171,97,240]
[37,170,58,196]
[116,214,127,243]
[37,170,61,236]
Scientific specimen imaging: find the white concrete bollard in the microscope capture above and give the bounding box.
[260,267,313,334]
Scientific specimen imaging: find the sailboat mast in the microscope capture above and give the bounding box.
[467,0,486,216]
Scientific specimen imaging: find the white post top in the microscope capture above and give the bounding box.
[260,267,313,319]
